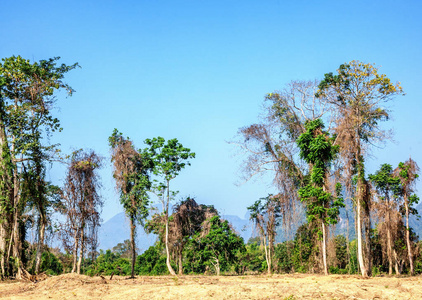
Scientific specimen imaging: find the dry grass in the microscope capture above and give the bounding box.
[1,273,421,299]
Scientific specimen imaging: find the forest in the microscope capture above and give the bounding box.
[0,55,421,281]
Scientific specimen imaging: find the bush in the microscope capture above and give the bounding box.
[40,252,63,275]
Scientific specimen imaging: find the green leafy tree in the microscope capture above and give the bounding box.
[142,137,195,275]
[297,118,344,275]
[369,163,401,274]
[247,194,282,274]
[0,56,78,279]
[109,129,152,278]
[136,244,168,275]
[274,241,294,273]
[186,216,244,275]
[316,60,404,277]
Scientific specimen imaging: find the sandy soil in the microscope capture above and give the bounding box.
[0,273,421,300]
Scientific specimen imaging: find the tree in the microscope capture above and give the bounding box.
[296,119,344,275]
[186,216,244,275]
[142,137,195,275]
[62,150,103,274]
[247,194,282,274]
[232,81,336,250]
[394,158,420,275]
[369,163,401,274]
[109,129,152,278]
[316,61,404,277]
[0,55,78,279]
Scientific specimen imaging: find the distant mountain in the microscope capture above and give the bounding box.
[409,202,422,239]
[98,212,253,253]
[221,214,253,242]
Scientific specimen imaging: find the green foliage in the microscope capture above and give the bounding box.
[136,245,168,275]
[291,224,314,272]
[185,216,245,275]
[236,242,266,274]
[40,251,63,276]
[333,235,348,270]
[297,119,344,227]
[274,241,294,273]
[369,164,401,202]
[85,249,131,276]
[143,137,195,183]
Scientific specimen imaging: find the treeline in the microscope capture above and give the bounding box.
[0,56,420,279]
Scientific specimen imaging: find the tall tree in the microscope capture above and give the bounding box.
[142,137,195,275]
[316,61,404,276]
[296,119,344,275]
[233,81,335,240]
[394,158,420,275]
[247,194,282,274]
[0,56,77,278]
[62,150,103,274]
[109,129,152,278]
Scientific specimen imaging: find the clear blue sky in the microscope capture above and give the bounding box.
[1,0,421,222]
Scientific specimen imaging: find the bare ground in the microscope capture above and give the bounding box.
[1,273,421,300]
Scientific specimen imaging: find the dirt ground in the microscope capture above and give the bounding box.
[0,273,421,300]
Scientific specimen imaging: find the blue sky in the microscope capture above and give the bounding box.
[1,0,421,222]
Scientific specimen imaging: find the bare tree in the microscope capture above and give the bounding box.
[394,158,420,275]
[62,150,103,274]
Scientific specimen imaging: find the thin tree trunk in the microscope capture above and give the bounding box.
[178,247,183,275]
[165,180,176,275]
[77,226,84,274]
[386,210,393,275]
[322,221,328,275]
[71,230,79,273]
[404,198,414,275]
[345,208,352,274]
[0,117,10,278]
[393,249,400,275]
[130,215,136,278]
[263,235,271,274]
[35,217,46,274]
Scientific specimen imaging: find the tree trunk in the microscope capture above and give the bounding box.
[356,196,367,276]
[212,257,220,276]
[386,211,393,275]
[165,180,176,276]
[363,190,372,277]
[322,221,328,275]
[263,235,271,274]
[393,249,400,275]
[404,198,414,275]
[77,226,84,274]
[34,217,46,274]
[71,230,79,273]
[356,148,368,277]
[12,203,23,279]
[130,215,136,278]
[178,247,183,275]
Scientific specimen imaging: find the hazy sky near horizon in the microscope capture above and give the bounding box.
[1,0,421,222]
